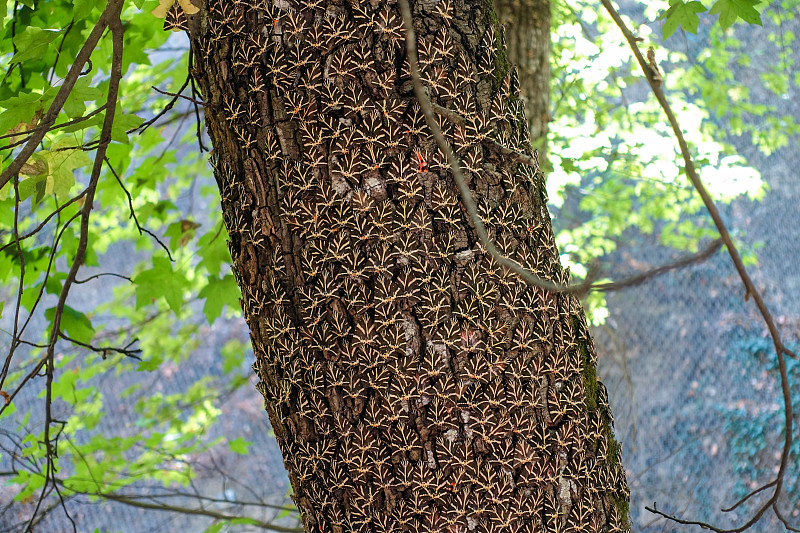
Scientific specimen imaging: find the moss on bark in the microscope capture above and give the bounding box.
[482,0,511,88]
[576,316,632,529]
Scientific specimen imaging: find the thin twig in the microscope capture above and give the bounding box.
[74,272,133,284]
[4,2,24,88]
[131,71,192,134]
[104,156,174,261]
[187,48,208,152]
[0,209,82,396]
[0,105,107,148]
[151,85,205,106]
[58,333,141,360]
[101,489,297,512]
[721,480,776,513]
[62,487,303,533]
[0,188,89,254]
[49,20,76,85]
[1,175,26,395]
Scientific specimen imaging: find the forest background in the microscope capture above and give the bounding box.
[0,0,798,532]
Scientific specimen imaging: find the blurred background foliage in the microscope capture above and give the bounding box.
[0,0,798,531]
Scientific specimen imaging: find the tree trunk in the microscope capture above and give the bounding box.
[182,0,629,531]
[492,0,550,151]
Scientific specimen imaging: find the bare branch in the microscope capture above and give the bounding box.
[593,238,723,292]
[66,487,303,533]
[426,102,726,292]
[427,102,545,173]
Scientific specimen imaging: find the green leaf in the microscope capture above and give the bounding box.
[0,400,16,419]
[196,223,231,278]
[72,0,105,20]
[228,437,251,455]
[137,354,164,372]
[45,305,95,343]
[31,138,93,202]
[198,274,239,324]
[11,27,61,64]
[660,0,706,39]
[63,77,104,119]
[164,219,201,250]
[0,92,44,137]
[44,272,67,295]
[709,0,762,30]
[110,109,145,143]
[133,256,186,313]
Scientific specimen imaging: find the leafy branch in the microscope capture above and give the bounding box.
[0,5,113,192]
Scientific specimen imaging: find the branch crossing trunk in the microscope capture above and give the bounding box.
[182,0,630,530]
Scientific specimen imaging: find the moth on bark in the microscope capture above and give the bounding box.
[170,0,633,530]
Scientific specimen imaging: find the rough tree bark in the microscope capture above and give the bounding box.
[492,0,550,149]
[175,0,630,531]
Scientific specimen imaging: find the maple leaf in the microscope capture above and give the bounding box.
[198,274,240,324]
[709,0,763,30]
[659,0,707,39]
[19,138,92,202]
[133,256,188,313]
